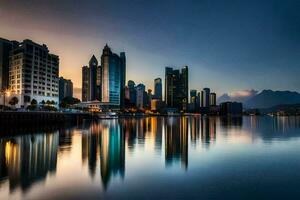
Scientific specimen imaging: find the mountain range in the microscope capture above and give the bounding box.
[218,90,300,109]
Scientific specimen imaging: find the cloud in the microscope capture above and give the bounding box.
[217,89,258,104]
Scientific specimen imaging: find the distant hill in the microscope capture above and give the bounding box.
[245,90,300,109]
[260,103,300,114]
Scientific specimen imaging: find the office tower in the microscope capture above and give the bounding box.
[127,80,136,105]
[202,88,210,108]
[59,77,73,102]
[165,66,188,111]
[136,83,146,109]
[101,44,126,109]
[82,66,89,102]
[96,65,101,100]
[210,92,216,106]
[0,38,18,90]
[9,39,59,107]
[147,89,152,108]
[120,52,126,109]
[190,89,197,111]
[154,78,162,100]
[89,55,98,101]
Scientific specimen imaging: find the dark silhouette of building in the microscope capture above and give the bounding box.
[101,44,126,109]
[59,77,73,102]
[0,38,18,90]
[220,102,243,115]
[89,55,99,101]
[136,83,146,109]
[210,92,216,106]
[189,89,198,112]
[81,55,101,102]
[127,80,136,105]
[82,66,89,102]
[154,78,162,100]
[165,66,188,112]
[202,88,210,108]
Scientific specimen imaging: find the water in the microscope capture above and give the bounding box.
[1,116,300,199]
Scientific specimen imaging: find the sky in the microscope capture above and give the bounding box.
[0,0,299,99]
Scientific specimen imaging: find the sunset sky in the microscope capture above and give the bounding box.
[1,0,299,99]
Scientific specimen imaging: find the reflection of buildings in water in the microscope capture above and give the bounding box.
[122,118,137,151]
[81,122,102,178]
[247,116,300,140]
[122,117,163,153]
[200,117,216,148]
[220,116,243,128]
[81,120,125,189]
[151,117,163,152]
[190,117,200,146]
[100,120,125,189]
[58,128,75,153]
[165,117,188,169]
[0,132,58,192]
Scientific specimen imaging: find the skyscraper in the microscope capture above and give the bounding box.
[9,39,59,107]
[210,92,216,106]
[126,80,136,106]
[0,38,18,90]
[190,89,197,111]
[202,88,210,108]
[101,44,126,109]
[81,55,101,102]
[165,66,188,111]
[82,66,89,102]
[59,77,73,102]
[154,78,162,100]
[136,83,146,109]
[89,55,98,101]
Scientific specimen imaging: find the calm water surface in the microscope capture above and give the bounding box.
[1,116,300,199]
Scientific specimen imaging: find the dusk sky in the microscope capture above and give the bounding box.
[1,0,299,99]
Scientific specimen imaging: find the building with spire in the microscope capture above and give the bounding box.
[81,55,101,102]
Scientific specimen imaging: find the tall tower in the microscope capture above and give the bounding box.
[89,55,98,101]
[165,66,189,111]
[120,52,126,109]
[101,44,125,109]
[154,78,162,100]
[82,66,89,102]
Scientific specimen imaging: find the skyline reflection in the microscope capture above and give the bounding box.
[0,116,300,197]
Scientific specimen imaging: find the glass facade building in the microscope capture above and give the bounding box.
[101,44,126,108]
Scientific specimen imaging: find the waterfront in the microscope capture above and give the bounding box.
[0,116,300,199]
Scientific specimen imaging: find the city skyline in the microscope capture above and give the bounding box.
[1,0,299,100]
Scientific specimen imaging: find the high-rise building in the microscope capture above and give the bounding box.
[8,39,59,107]
[202,88,210,108]
[120,52,126,109]
[101,44,126,109]
[220,102,243,115]
[0,38,18,90]
[136,83,146,109]
[89,55,98,101]
[210,92,216,106]
[81,55,101,102]
[190,89,197,111]
[127,80,136,105]
[82,66,89,102]
[59,77,73,102]
[165,66,188,111]
[154,78,162,100]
